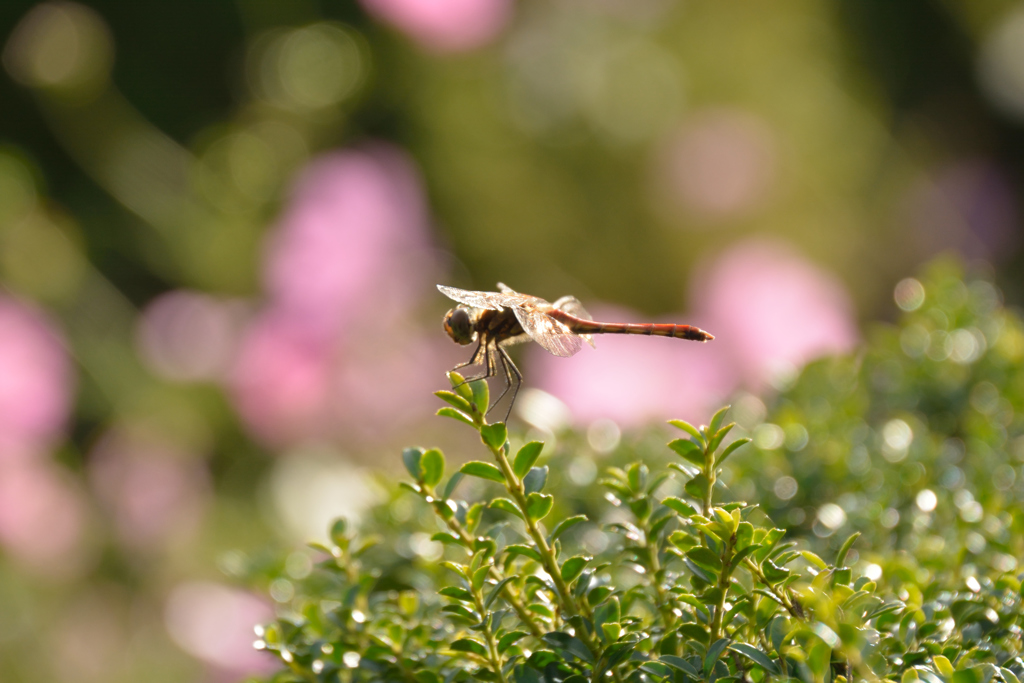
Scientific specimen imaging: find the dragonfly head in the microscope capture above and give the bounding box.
[443,307,477,345]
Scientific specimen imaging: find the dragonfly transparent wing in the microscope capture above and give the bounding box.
[438,285,512,311]
[552,295,596,349]
[511,304,585,358]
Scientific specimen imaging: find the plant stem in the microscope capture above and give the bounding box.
[469,585,510,683]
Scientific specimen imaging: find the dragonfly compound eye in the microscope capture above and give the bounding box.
[443,308,476,345]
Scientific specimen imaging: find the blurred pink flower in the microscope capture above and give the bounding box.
[136,290,246,382]
[0,460,89,573]
[694,239,859,388]
[531,305,733,427]
[0,297,73,461]
[906,160,1018,261]
[231,144,446,445]
[359,0,512,52]
[655,108,777,221]
[263,145,431,336]
[528,239,858,426]
[89,429,210,552]
[230,312,335,445]
[164,581,276,677]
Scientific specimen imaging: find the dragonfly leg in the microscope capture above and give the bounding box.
[451,339,491,386]
[496,346,523,424]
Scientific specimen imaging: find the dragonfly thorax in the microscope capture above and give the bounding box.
[443,307,477,346]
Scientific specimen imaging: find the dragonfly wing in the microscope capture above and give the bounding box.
[552,296,596,349]
[437,285,506,311]
[496,282,517,294]
[512,305,584,358]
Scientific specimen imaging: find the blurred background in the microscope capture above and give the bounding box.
[2,0,1024,680]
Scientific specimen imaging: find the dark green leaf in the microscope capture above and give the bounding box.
[594,596,621,629]
[483,576,518,610]
[402,447,424,479]
[704,638,729,676]
[450,638,488,657]
[441,604,477,621]
[513,441,544,478]
[660,655,700,676]
[420,448,445,487]
[460,461,505,483]
[707,422,734,455]
[526,492,553,521]
[686,546,723,572]
[542,632,594,663]
[684,473,709,500]
[442,472,465,500]
[549,515,588,543]
[715,437,750,467]
[523,466,548,495]
[728,643,781,675]
[497,631,528,653]
[677,623,709,646]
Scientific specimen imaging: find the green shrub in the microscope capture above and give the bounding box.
[251,260,1023,683]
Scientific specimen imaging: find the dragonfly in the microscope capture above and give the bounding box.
[438,283,714,421]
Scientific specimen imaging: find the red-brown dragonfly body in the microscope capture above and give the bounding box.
[438,283,713,420]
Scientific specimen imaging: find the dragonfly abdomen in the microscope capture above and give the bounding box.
[548,310,714,342]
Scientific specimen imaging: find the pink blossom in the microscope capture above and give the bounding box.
[694,239,859,389]
[359,0,512,52]
[0,460,89,574]
[263,145,431,336]
[230,312,335,445]
[230,144,446,445]
[0,297,73,461]
[164,581,277,677]
[88,429,210,551]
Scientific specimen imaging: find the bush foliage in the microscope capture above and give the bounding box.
[251,261,1024,683]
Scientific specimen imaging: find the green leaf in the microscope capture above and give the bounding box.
[435,390,472,413]
[708,406,730,437]
[704,638,729,676]
[497,631,528,653]
[490,497,524,520]
[504,544,543,563]
[439,586,474,602]
[684,473,710,500]
[560,556,591,583]
[471,564,490,592]
[442,472,465,500]
[450,638,488,657]
[594,596,621,629]
[465,502,484,534]
[677,623,709,646]
[402,447,424,479]
[549,515,588,543]
[448,371,474,399]
[460,461,505,483]
[480,423,507,449]
[668,438,705,466]
[660,655,700,676]
[513,441,544,478]
[526,492,554,521]
[835,531,861,568]
[626,462,648,492]
[483,576,518,610]
[523,466,548,494]
[420,448,445,487]
[715,437,750,468]
[800,550,828,570]
[668,419,705,445]
[470,379,489,415]
[663,496,697,517]
[728,642,781,675]
[542,632,594,663]
[437,407,475,427]
[707,422,734,455]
